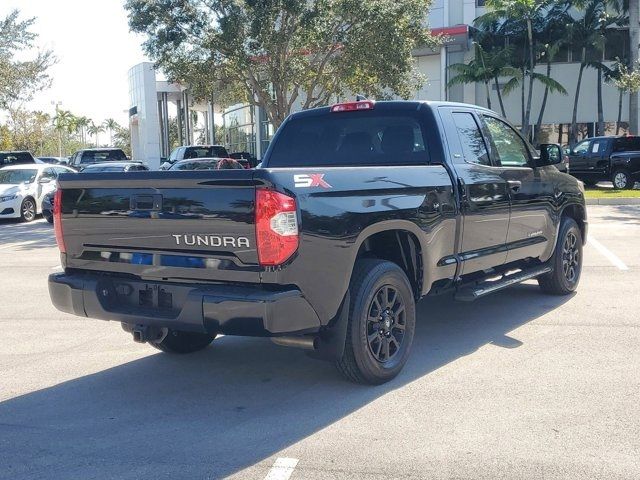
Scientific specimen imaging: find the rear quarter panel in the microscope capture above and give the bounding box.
[257,166,458,324]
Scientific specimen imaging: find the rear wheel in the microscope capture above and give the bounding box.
[336,259,416,385]
[20,197,36,222]
[611,169,634,190]
[538,217,583,295]
[151,329,216,354]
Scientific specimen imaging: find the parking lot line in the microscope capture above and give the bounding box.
[588,236,629,271]
[263,457,299,480]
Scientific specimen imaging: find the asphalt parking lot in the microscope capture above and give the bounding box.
[1,206,639,480]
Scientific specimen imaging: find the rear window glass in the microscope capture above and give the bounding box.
[80,150,127,163]
[267,112,429,167]
[184,146,229,159]
[613,137,640,152]
[0,152,35,166]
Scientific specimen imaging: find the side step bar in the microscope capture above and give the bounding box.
[454,265,552,302]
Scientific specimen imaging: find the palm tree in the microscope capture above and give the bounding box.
[87,122,105,147]
[103,118,119,145]
[566,0,610,146]
[629,0,639,134]
[75,116,91,145]
[448,54,495,110]
[477,0,556,136]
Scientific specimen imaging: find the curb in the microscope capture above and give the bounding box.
[585,197,640,205]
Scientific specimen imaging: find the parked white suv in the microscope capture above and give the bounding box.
[0,164,75,222]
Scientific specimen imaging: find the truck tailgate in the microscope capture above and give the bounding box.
[57,170,262,283]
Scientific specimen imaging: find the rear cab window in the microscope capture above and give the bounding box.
[613,136,640,152]
[265,107,429,167]
[184,146,229,159]
[80,150,127,163]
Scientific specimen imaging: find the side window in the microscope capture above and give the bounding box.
[572,140,590,155]
[591,139,606,154]
[452,112,491,166]
[484,116,531,167]
[41,168,57,180]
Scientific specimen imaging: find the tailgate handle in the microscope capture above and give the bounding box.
[130,194,162,211]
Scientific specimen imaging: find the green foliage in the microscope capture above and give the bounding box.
[0,10,56,110]
[125,0,440,127]
[608,60,640,93]
[0,108,129,156]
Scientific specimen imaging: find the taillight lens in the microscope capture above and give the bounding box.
[255,189,298,266]
[53,189,66,253]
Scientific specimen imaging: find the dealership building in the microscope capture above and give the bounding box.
[129,0,635,166]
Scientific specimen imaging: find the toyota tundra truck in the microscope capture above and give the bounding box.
[48,100,587,384]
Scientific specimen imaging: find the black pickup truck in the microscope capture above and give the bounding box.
[567,135,640,189]
[48,100,586,384]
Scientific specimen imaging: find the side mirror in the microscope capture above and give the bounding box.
[538,144,562,166]
[39,177,52,184]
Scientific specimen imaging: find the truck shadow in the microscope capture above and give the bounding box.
[0,218,56,251]
[0,283,572,480]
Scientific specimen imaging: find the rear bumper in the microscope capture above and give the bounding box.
[48,272,322,336]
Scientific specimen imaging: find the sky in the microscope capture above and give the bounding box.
[2,0,152,126]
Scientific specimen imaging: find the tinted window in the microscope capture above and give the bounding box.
[41,168,57,180]
[268,112,428,167]
[183,146,229,159]
[452,112,490,166]
[613,137,640,152]
[80,150,127,163]
[573,140,590,155]
[484,116,531,167]
[0,152,35,166]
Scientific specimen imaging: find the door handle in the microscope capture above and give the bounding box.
[507,180,522,192]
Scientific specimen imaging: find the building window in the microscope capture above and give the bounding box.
[259,108,274,156]
[224,105,256,155]
[476,0,486,6]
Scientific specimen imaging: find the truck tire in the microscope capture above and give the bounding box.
[611,169,634,190]
[151,329,216,354]
[336,259,416,385]
[538,217,583,295]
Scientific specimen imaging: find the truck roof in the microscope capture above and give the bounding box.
[288,100,495,120]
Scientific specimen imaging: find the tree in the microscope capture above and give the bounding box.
[113,126,131,156]
[103,118,119,145]
[87,122,105,147]
[0,10,55,110]
[126,0,440,129]
[6,108,50,153]
[75,116,91,145]
[607,60,640,133]
[566,0,610,146]
[477,0,557,137]
[629,0,639,134]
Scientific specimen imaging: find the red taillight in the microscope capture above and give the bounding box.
[53,189,66,253]
[255,189,298,266]
[330,100,375,113]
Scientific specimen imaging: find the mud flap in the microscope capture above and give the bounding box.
[307,290,350,362]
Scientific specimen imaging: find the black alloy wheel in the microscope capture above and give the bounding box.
[366,285,407,363]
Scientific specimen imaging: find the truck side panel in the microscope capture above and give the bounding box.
[257,166,458,324]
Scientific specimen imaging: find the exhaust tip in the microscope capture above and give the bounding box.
[271,336,317,351]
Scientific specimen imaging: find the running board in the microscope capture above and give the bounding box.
[454,265,552,302]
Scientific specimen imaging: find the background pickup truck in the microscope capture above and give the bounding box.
[566,135,640,189]
[49,100,587,384]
